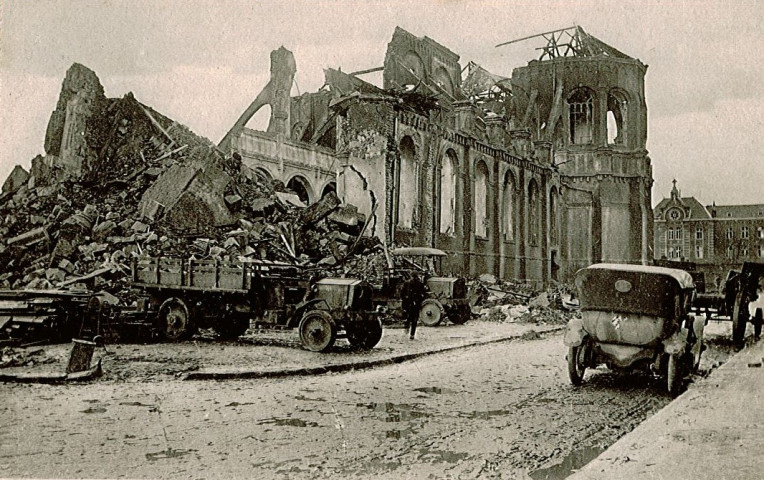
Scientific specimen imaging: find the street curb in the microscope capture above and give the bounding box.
[0,359,103,384]
[182,325,565,381]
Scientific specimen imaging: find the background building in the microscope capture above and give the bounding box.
[654,180,764,288]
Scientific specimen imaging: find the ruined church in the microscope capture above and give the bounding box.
[220,27,653,284]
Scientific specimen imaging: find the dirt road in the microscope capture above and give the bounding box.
[3,322,738,480]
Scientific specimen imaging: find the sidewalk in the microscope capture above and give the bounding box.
[0,320,564,383]
[568,338,764,480]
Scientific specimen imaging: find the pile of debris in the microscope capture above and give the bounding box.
[470,274,576,326]
[0,64,374,304]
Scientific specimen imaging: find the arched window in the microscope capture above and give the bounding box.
[286,176,313,205]
[397,136,417,229]
[568,89,594,145]
[439,150,458,235]
[474,161,489,237]
[607,90,629,145]
[502,171,516,241]
[433,67,454,97]
[528,179,540,245]
[549,186,559,244]
[321,182,336,198]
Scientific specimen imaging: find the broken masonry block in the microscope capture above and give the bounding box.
[118,218,133,231]
[209,246,226,258]
[299,191,340,227]
[36,185,57,198]
[29,215,46,226]
[58,258,75,273]
[130,220,150,233]
[105,211,120,221]
[224,194,243,211]
[1,165,30,194]
[275,191,306,208]
[223,237,240,249]
[92,220,118,242]
[45,268,66,283]
[6,227,49,247]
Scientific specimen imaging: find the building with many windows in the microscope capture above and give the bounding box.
[222,27,654,285]
[654,180,764,288]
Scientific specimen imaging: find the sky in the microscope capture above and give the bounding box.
[1,0,762,207]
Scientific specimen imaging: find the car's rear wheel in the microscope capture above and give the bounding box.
[667,353,684,396]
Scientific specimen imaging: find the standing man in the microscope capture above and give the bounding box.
[401,271,428,340]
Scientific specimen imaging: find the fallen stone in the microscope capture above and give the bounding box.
[35,185,57,198]
[45,268,66,283]
[275,191,306,208]
[223,237,240,249]
[130,220,149,233]
[92,221,117,242]
[299,190,340,226]
[2,165,30,194]
[479,273,498,284]
[58,259,75,274]
[528,292,550,309]
[6,227,49,247]
[224,194,243,211]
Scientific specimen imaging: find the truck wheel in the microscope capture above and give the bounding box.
[449,305,471,325]
[754,308,763,339]
[214,316,250,340]
[732,291,748,348]
[419,299,443,327]
[347,318,383,350]
[667,353,684,396]
[299,310,336,352]
[157,297,193,342]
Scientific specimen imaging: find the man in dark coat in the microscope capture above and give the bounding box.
[401,271,428,340]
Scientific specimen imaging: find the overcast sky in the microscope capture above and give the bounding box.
[1,0,762,207]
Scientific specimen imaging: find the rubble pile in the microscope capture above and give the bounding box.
[0,64,374,300]
[472,275,575,325]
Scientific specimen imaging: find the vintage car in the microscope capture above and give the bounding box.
[373,247,470,326]
[564,263,705,394]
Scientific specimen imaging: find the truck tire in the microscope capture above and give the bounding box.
[448,305,471,325]
[347,317,383,350]
[299,310,336,352]
[157,297,193,341]
[214,316,250,340]
[732,290,748,348]
[419,299,443,327]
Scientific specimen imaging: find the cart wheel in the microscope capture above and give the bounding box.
[448,305,471,325]
[299,310,336,352]
[347,317,383,350]
[754,308,763,339]
[419,299,443,327]
[667,354,683,396]
[567,342,588,386]
[157,297,193,342]
[732,291,748,348]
